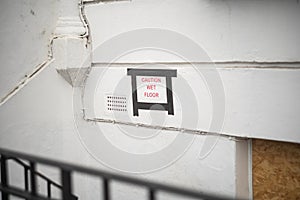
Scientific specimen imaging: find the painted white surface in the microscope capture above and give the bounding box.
[0,0,59,99]
[0,63,239,199]
[86,0,300,63]
[86,66,212,131]
[84,0,300,144]
[86,65,300,143]
[0,2,243,195]
[5,0,299,199]
[222,68,300,142]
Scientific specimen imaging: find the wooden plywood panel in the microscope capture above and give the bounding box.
[252,139,300,199]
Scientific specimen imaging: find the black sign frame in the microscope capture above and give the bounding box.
[127,68,177,116]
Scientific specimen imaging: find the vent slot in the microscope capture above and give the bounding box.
[106,95,127,112]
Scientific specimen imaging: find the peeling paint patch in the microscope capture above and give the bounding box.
[30,9,35,16]
[41,30,46,35]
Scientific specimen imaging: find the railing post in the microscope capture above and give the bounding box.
[103,178,110,200]
[24,167,29,200]
[61,169,73,200]
[24,167,29,191]
[149,189,156,200]
[47,181,51,198]
[1,155,9,200]
[29,162,37,196]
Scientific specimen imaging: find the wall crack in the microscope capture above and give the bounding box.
[84,117,247,141]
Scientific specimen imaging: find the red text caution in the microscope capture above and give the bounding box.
[137,76,167,103]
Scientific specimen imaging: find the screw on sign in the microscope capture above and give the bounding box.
[127,68,177,116]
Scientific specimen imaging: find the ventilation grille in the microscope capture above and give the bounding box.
[106,95,127,112]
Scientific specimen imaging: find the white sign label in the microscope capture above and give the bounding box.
[136,76,167,103]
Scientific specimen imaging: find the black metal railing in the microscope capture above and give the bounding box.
[0,148,233,200]
[1,153,78,200]
[7,157,75,199]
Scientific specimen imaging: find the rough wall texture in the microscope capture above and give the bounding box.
[0,0,59,100]
[252,139,300,199]
[86,0,300,143]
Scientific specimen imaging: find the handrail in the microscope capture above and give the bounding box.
[0,147,236,200]
[0,151,78,200]
[0,184,60,200]
[6,157,62,189]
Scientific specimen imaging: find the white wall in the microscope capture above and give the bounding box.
[0,0,59,100]
[0,1,244,198]
[86,0,300,63]
[3,0,300,199]
[0,63,239,199]
[84,65,300,143]
[85,0,300,143]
